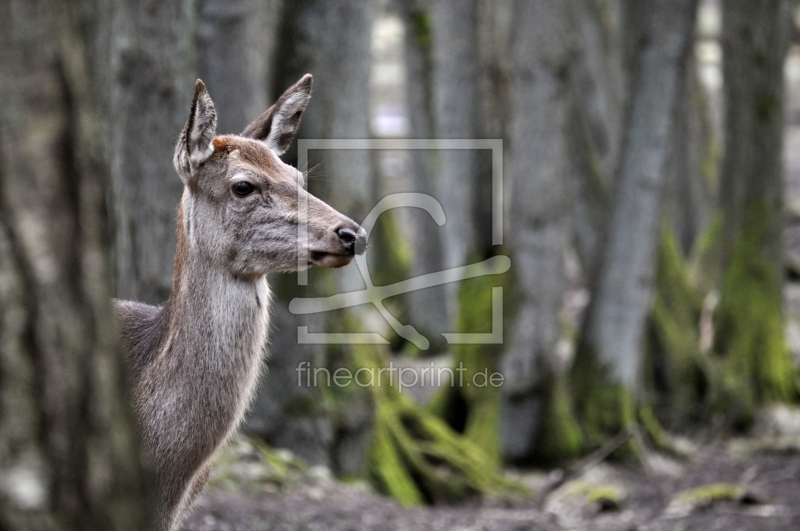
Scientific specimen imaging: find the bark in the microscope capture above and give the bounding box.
[642,60,717,431]
[93,0,197,305]
[429,0,481,322]
[712,0,796,427]
[246,0,377,476]
[198,0,284,135]
[421,0,515,459]
[663,60,716,255]
[570,0,699,449]
[568,0,650,275]
[568,0,629,274]
[644,228,709,429]
[394,0,450,352]
[0,0,151,528]
[498,1,580,464]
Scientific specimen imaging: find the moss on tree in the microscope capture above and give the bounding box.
[529,374,583,465]
[569,346,638,455]
[428,272,507,464]
[359,345,525,505]
[712,205,797,428]
[644,227,710,428]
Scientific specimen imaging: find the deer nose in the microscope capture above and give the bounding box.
[337,227,367,255]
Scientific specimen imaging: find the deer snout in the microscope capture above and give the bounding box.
[337,226,367,255]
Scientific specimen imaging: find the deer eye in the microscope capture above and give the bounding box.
[232,181,255,197]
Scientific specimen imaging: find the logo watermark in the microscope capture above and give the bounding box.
[296,361,505,393]
[290,139,507,350]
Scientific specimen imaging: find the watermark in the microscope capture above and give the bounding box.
[296,361,505,393]
[290,139,507,349]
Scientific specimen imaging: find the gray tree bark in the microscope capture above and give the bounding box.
[393,0,451,351]
[498,1,578,463]
[719,0,789,266]
[429,0,481,323]
[0,0,151,528]
[568,0,630,274]
[92,0,197,305]
[663,60,715,255]
[571,0,699,444]
[710,0,796,425]
[198,0,284,135]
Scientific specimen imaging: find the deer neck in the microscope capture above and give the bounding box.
[162,196,270,424]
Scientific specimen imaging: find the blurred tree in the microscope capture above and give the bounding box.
[430,0,481,296]
[0,0,151,528]
[394,0,451,352]
[570,0,699,451]
[197,0,284,134]
[712,0,797,427]
[497,1,581,465]
[425,0,516,462]
[568,0,634,275]
[88,0,196,305]
[643,60,717,431]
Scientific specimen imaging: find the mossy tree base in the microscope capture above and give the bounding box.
[645,227,710,429]
[712,207,797,429]
[569,344,638,456]
[358,346,524,505]
[428,272,506,464]
[528,375,583,466]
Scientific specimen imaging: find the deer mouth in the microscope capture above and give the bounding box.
[309,250,355,268]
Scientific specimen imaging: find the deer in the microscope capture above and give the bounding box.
[114,74,366,531]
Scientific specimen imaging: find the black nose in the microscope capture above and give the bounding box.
[337,227,367,255]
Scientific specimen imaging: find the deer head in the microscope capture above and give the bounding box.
[172,74,366,277]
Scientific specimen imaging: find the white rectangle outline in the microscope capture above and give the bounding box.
[295,139,504,346]
[296,139,503,285]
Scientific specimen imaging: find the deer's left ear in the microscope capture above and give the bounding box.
[241,74,312,155]
[174,79,217,184]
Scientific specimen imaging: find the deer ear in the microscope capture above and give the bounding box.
[241,74,312,155]
[174,79,217,183]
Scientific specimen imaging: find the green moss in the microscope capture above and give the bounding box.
[428,266,507,459]
[411,11,432,49]
[689,211,724,293]
[208,436,308,490]
[665,482,746,517]
[564,481,626,511]
[674,483,743,504]
[530,375,583,465]
[569,343,637,455]
[712,205,796,428]
[644,227,709,428]
[370,209,412,288]
[360,345,526,505]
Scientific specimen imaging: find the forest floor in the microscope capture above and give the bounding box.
[181,420,800,531]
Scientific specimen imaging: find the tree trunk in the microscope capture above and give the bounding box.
[568,0,631,275]
[95,0,197,305]
[197,0,284,135]
[642,57,718,431]
[429,0,481,323]
[497,1,581,465]
[712,0,796,427]
[570,0,699,450]
[394,0,451,352]
[0,0,151,528]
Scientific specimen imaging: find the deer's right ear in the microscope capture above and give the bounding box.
[241,74,312,155]
[174,80,217,184]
